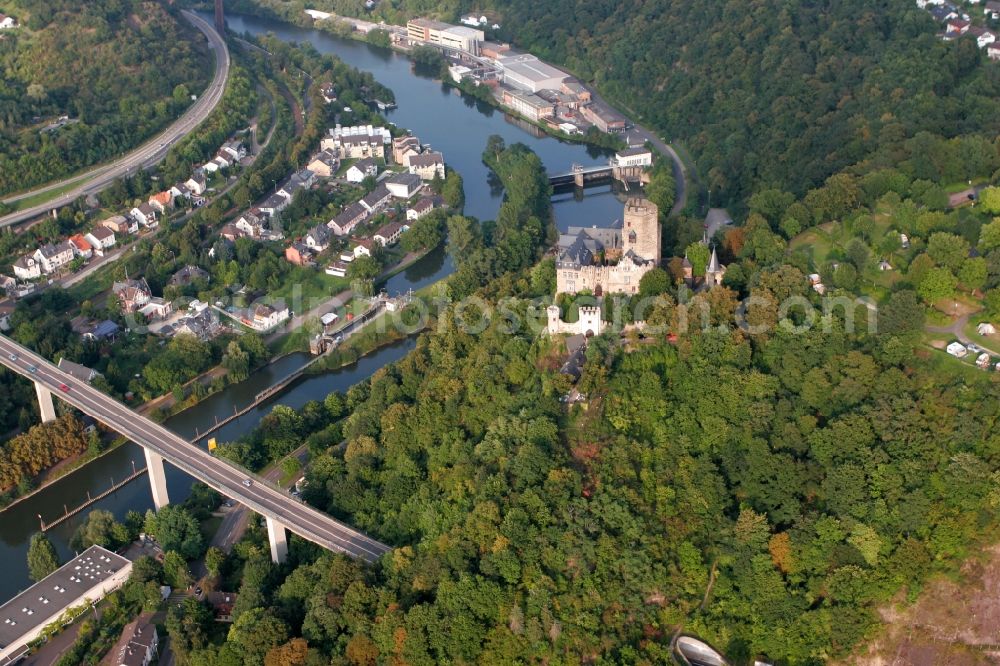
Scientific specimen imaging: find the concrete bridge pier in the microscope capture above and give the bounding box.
[35,382,57,423]
[144,448,170,510]
[266,516,288,564]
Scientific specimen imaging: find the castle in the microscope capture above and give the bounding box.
[555,197,660,296]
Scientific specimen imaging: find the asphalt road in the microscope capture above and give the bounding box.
[0,334,391,563]
[0,10,231,228]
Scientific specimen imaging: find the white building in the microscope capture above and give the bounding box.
[0,546,132,665]
[247,302,290,331]
[12,255,41,281]
[406,18,484,55]
[0,14,18,29]
[345,158,378,183]
[408,152,446,181]
[320,125,392,160]
[86,226,117,252]
[498,53,568,93]
[614,146,653,168]
[34,242,75,274]
[947,341,968,358]
[386,172,423,199]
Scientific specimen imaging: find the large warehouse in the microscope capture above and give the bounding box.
[498,53,569,93]
[0,546,132,664]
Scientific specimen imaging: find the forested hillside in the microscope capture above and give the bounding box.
[261,0,1000,204]
[0,0,211,195]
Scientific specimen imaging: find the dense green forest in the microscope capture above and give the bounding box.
[0,0,211,195]
[243,0,1000,205]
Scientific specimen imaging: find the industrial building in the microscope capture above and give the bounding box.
[498,53,568,93]
[501,90,556,122]
[0,546,132,664]
[406,18,484,55]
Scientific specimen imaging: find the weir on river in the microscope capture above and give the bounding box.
[0,10,634,600]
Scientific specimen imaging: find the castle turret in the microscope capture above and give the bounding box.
[705,246,726,287]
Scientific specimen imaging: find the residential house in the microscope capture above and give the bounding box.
[138,297,172,321]
[930,5,959,21]
[325,262,348,277]
[220,139,246,162]
[80,319,120,342]
[131,203,158,228]
[946,18,971,34]
[102,215,137,235]
[185,172,208,196]
[329,202,369,236]
[352,238,375,258]
[205,592,238,622]
[68,235,94,260]
[969,25,997,46]
[112,614,159,666]
[614,146,653,168]
[112,278,152,313]
[408,152,446,181]
[0,14,18,29]
[386,172,423,199]
[169,265,210,287]
[219,223,245,241]
[34,241,75,274]
[57,358,101,383]
[86,226,117,253]
[259,192,291,218]
[247,302,290,331]
[148,191,174,213]
[235,209,266,237]
[319,82,337,104]
[169,183,191,201]
[988,41,1000,59]
[285,242,313,266]
[279,169,317,199]
[203,154,229,173]
[12,255,41,280]
[173,309,221,341]
[305,224,332,252]
[374,221,405,247]
[321,125,392,159]
[345,158,379,183]
[360,185,393,214]
[987,0,1000,19]
[307,150,340,178]
[392,135,421,164]
[407,197,437,221]
[0,274,14,294]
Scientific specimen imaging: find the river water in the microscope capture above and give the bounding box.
[0,11,633,600]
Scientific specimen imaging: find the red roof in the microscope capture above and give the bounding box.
[69,234,92,252]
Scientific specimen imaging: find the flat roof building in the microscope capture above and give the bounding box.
[498,53,568,93]
[0,546,132,664]
[406,18,484,55]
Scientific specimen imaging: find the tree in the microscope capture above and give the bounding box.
[684,242,710,277]
[959,257,988,293]
[638,267,671,298]
[205,547,226,580]
[27,532,60,581]
[347,255,380,281]
[265,638,310,666]
[442,170,465,209]
[879,290,925,335]
[223,341,251,383]
[71,510,122,551]
[980,219,1000,253]
[846,239,870,272]
[144,506,204,559]
[228,608,290,665]
[163,550,192,589]
[927,233,970,273]
[979,187,1000,215]
[167,596,214,659]
[918,267,958,304]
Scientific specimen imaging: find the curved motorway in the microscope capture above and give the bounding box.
[0,10,231,228]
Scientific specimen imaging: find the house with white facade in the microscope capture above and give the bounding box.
[12,255,41,280]
[34,242,75,274]
[408,152,446,181]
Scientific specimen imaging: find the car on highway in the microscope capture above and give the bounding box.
[7,353,16,361]
[59,383,70,392]
[243,478,253,487]
[27,365,37,373]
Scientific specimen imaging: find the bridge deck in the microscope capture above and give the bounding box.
[0,334,390,563]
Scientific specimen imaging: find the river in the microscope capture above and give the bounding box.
[0,11,634,600]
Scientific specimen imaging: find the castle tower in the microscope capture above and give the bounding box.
[705,246,726,287]
[547,304,563,336]
[682,254,693,281]
[578,306,604,337]
[215,0,225,34]
[621,197,660,264]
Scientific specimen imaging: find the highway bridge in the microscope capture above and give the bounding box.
[0,334,391,564]
[0,10,231,228]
